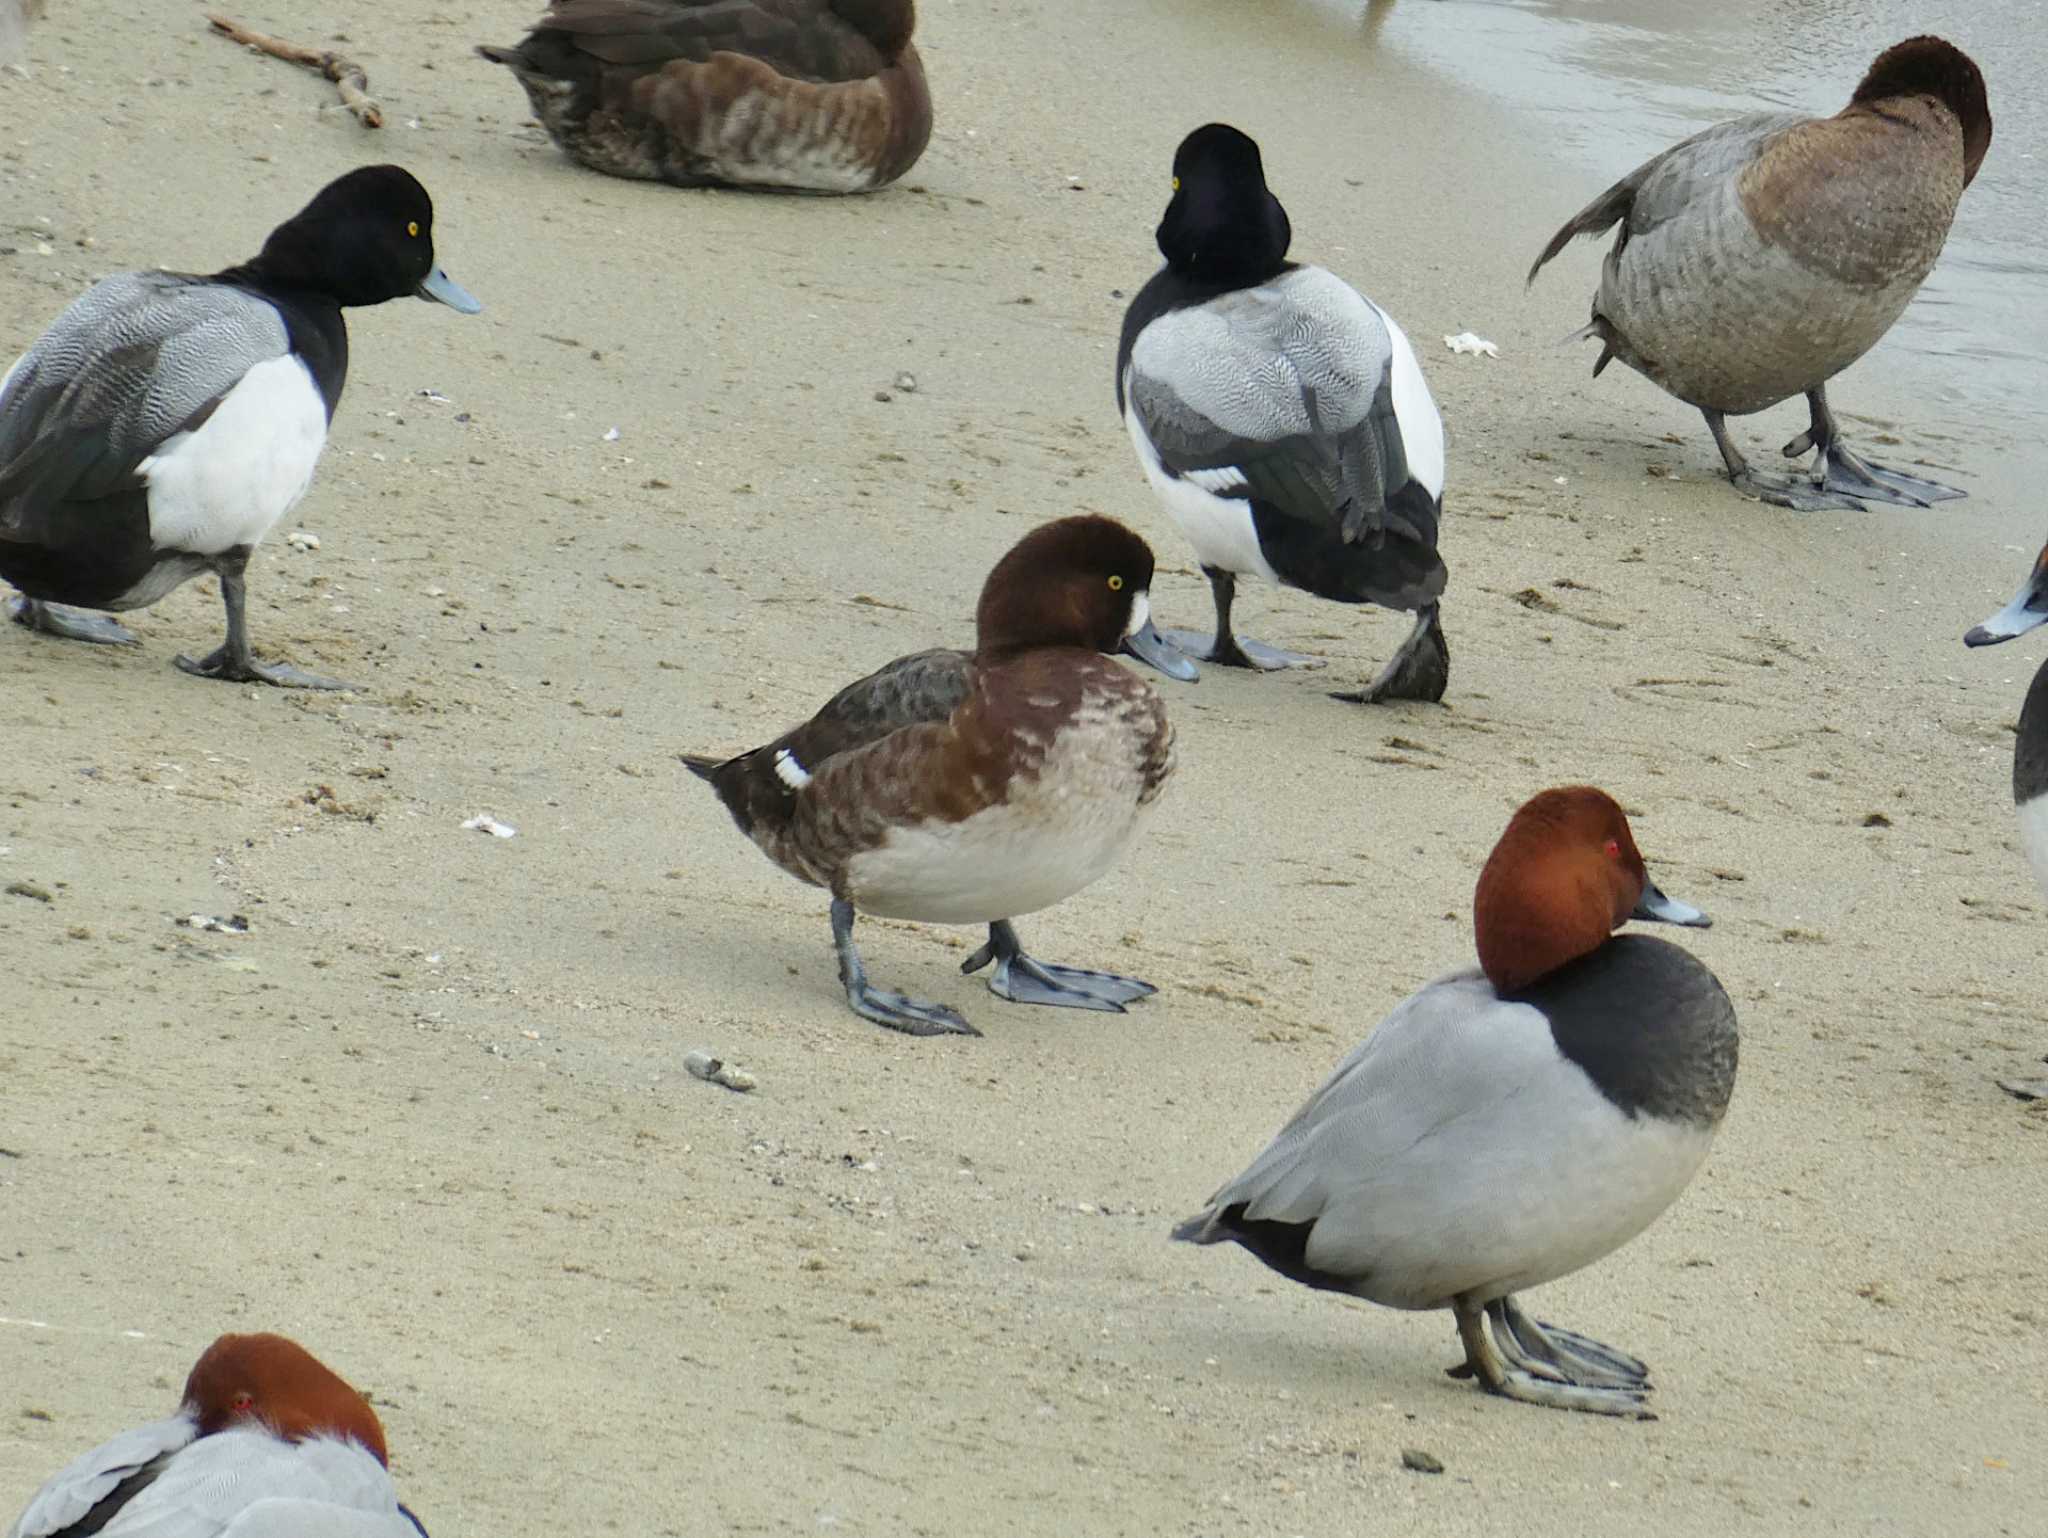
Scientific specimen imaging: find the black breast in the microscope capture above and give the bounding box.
[2013,657,2048,807]
[1512,933,1738,1127]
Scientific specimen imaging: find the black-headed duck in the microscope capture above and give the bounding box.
[685,515,1189,1037]
[1529,37,1991,512]
[0,165,479,689]
[1118,123,1449,703]
[1176,787,1735,1417]
[478,0,932,193]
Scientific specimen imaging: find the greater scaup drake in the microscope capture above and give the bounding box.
[1176,787,1735,1417]
[8,1333,430,1538]
[684,514,1188,1036]
[0,164,480,688]
[1528,37,1991,512]
[478,0,932,193]
[1117,123,1448,703]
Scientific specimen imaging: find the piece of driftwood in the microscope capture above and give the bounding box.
[205,12,383,128]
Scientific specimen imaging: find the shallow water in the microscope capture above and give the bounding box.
[1323,0,2047,466]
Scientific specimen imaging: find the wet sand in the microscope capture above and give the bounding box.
[3,1,2045,1533]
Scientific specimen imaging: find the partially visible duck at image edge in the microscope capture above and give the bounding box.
[7,1332,429,1538]
[684,514,1190,1037]
[1118,122,1449,704]
[0,165,480,689]
[478,0,932,193]
[1529,36,1991,513]
[1176,787,1737,1418]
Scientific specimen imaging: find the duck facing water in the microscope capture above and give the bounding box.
[1176,787,1736,1417]
[1528,37,1991,513]
[478,0,932,193]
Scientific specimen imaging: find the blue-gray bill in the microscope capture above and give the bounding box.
[1964,557,2048,647]
[418,266,482,314]
[1633,878,1708,928]
[1123,617,1200,681]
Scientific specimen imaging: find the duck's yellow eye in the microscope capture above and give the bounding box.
[406,221,420,238]
[1171,177,1181,192]
[1107,574,1125,592]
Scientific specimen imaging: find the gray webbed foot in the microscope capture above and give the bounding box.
[1808,441,1966,509]
[1333,605,1448,704]
[174,646,350,690]
[1728,466,1868,514]
[832,899,978,1037]
[8,597,139,646]
[1490,1297,1650,1390]
[1156,627,1324,672]
[1451,1296,1656,1419]
[960,920,1156,1012]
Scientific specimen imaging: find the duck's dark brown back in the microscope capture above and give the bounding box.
[529,0,910,83]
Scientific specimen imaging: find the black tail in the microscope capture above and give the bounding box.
[1526,172,1641,287]
[681,752,723,782]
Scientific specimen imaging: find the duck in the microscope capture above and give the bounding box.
[1117,123,1448,704]
[476,0,932,194]
[1175,786,1737,1417]
[683,514,1191,1036]
[1527,36,1992,513]
[0,164,480,689]
[8,1331,428,1538]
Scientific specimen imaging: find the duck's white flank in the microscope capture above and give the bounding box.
[138,354,327,556]
[2018,792,2048,900]
[1369,299,1444,498]
[1120,400,1279,582]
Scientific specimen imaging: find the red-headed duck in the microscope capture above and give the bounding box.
[684,514,1189,1036]
[1119,123,1448,703]
[1966,540,2048,897]
[1175,787,1737,1417]
[477,0,932,193]
[8,1332,427,1538]
[1528,37,1991,512]
[0,167,478,689]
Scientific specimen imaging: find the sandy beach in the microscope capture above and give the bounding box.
[3,1,2045,1532]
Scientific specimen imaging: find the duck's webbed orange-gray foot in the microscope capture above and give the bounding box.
[1704,408,1865,513]
[961,920,1155,1011]
[8,596,138,645]
[832,899,978,1037]
[1447,1295,1656,1419]
[1780,387,1967,509]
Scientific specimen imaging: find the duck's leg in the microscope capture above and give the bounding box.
[1448,1295,1656,1418]
[832,899,978,1037]
[1157,567,1325,671]
[174,548,350,690]
[1489,1296,1650,1389]
[959,919,1155,1011]
[1332,603,1448,704]
[1781,386,1967,508]
[1703,408,1864,512]
[7,596,139,645]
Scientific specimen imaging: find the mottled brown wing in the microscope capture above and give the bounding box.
[538,0,891,81]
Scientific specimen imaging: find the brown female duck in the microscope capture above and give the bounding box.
[478,0,932,193]
[1528,37,1991,512]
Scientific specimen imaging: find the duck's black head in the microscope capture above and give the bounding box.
[1852,36,1992,186]
[1154,123,1291,287]
[235,165,481,313]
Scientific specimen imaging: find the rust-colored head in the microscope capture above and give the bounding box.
[974,515,1161,657]
[182,1333,390,1467]
[1850,36,1992,185]
[1473,787,1706,994]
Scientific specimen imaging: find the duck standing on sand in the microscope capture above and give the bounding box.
[1118,123,1448,703]
[1176,787,1736,1417]
[478,0,932,193]
[8,1332,429,1538]
[1528,37,1991,512]
[684,515,1189,1037]
[0,165,480,688]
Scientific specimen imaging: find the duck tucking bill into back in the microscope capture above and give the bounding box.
[478,0,932,193]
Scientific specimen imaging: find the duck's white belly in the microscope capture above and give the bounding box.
[139,354,327,555]
[1122,390,1279,583]
[2018,792,2048,904]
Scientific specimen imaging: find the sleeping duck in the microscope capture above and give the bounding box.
[684,515,1190,1037]
[477,0,932,193]
[1118,124,1449,704]
[1528,37,1991,512]
[0,165,479,688]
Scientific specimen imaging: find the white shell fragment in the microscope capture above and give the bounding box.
[285,529,321,550]
[1443,331,1500,358]
[684,1049,757,1093]
[460,814,517,838]
[176,913,250,934]
[603,426,621,442]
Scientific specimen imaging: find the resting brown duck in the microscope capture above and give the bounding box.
[477,0,932,193]
[1528,36,1991,512]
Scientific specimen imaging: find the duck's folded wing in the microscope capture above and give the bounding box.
[1126,271,1441,549]
[534,0,888,80]
[88,1432,408,1538]
[8,1413,197,1538]
[1528,111,1805,280]
[0,273,289,540]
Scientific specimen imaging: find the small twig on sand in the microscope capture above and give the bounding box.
[205,13,383,128]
